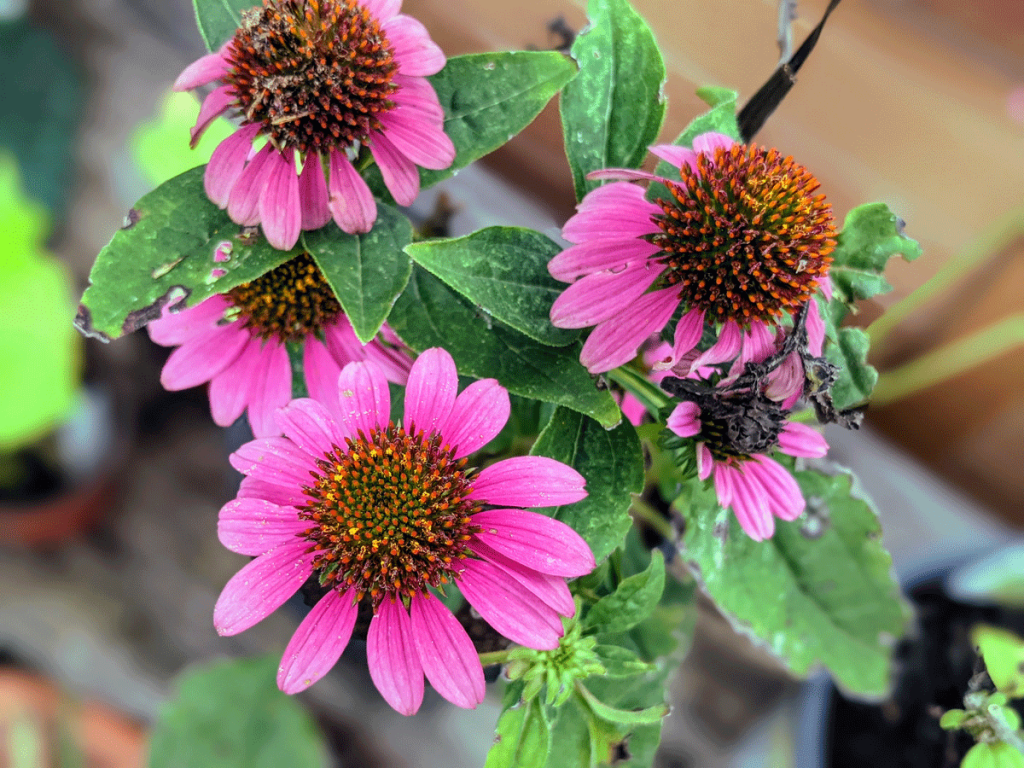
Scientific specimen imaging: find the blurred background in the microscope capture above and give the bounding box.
[0,0,1021,765]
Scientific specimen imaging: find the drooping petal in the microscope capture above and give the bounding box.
[245,339,292,438]
[777,422,829,458]
[391,74,444,121]
[749,456,806,521]
[230,436,317,486]
[258,150,302,251]
[377,109,454,170]
[276,397,347,459]
[410,594,486,709]
[696,443,714,480]
[174,48,231,91]
[213,540,315,635]
[472,540,576,616]
[562,183,661,243]
[441,378,510,459]
[403,347,457,436]
[328,149,376,234]
[208,337,263,427]
[471,508,595,577]
[383,15,446,76]
[190,85,235,148]
[457,559,563,650]
[807,297,826,356]
[712,462,735,510]
[667,401,702,438]
[160,324,248,390]
[654,307,705,371]
[367,600,424,716]
[728,466,774,541]
[278,590,359,694]
[688,320,743,371]
[227,144,277,226]
[217,498,305,556]
[547,237,660,283]
[336,361,390,437]
[298,152,331,230]
[369,131,419,206]
[303,338,344,420]
[147,295,230,346]
[579,287,679,373]
[238,474,309,508]
[205,123,261,208]
[469,456,586,507]
[648,143,698,172]
[549,263,665,329]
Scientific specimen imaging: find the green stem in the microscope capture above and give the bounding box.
[629,495,675,543]
[872,314,1024,405]
[478,650,513,666]
[606,366,670,416]
[574,680,669,725]
[867,206,1024,352]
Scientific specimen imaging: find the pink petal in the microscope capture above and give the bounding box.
[688,320,743,371]
[562,183,661,243]
[378,110,454,170]
[549,263,665,329]
[298,153,331,230]
[750,456,806,521]
[586,168,662,183]
[807,297,826,356]
[472,540,575,616]
[209,337,264,427]
[362,339,413,385]
[384,15,446,76]
[778,422,829,458]
[742,321,776,365]
[245,339,292,438]
[620,392,647,427]
[337,361,391,437]
[655,307,705,371]
[817,276,834,302]
[712,462,735,510]
[259,151,302,251]
[692,131,737,157]
[275,397,346,459]
[367,600,424,715]
[278,590,359,694]
[323,313,364,363]
[205,124,261,208]
[469,456,587,507]
[328,150,376,234]
[409,594,485,709]
[391,73,445,121]
[579,287,679,373]
[667,401,701,438]
[160,324,248,390]
[217,498,305,555]
[303,338,344,420]
[696,443,713,480]
[213,540,315,635]
[648,143,698,172]
[548,237,660,283]
[230,436,317,486]
[471,508,595,577]
[403,347,457,436]
[147,295,230,346]
[440,378,510,460]
[227,144,277,226]
[729,466,774,541]
[174,49,231,91]
[457,559,563,650]
[238,474,310,508]
[369,131,419,206]
[363,0,401,24]
[190,85,234,148]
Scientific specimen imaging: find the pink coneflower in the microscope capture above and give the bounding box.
[149,253,411,437]
[549,132,837,374]
[177,0,455,249]
[214,348,594,713]
[667,396,828,541]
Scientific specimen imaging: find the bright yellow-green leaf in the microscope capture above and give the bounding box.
[974,625,1024,699]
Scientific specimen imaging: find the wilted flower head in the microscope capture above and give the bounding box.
[214,348,595,714]
[177,0,455,249]
[549,132,836,374]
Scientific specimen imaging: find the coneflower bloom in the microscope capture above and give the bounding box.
[548,132,837,374]
[215,348,594,713]
[667,394,828,541]
[149,252,411,437]
[176,0,455,249]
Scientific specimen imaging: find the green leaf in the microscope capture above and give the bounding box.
[681,469,909,698]
[131,90,236,187]
[406,227,577,346]
[829,202,923,323]
[302,204,412,343]
[193,0,252,52]
[530,407,644,562]
[592,645,656,678]
[962,742,1024,768]
[77,166,298,341]
[973,626,1024,699]
[388,267,620,426]
[560,0,666,200]
[584,551,665,634]
[576,683,668,726]
[543,704,591,768]
[366,52,577,198]
[148,655,328,768]
[0,20,85,218]
[828,326,877,409]
[649,87,740,201]
[485,699,552,768]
